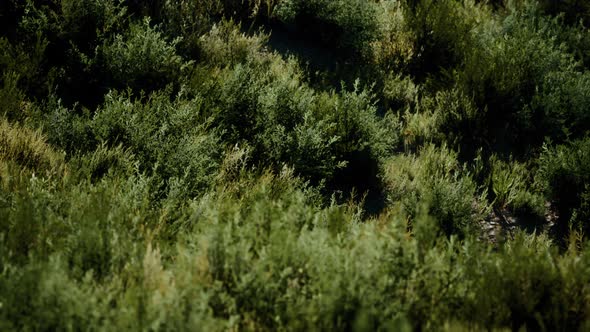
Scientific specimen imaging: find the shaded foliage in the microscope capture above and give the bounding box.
[2,0,590,330]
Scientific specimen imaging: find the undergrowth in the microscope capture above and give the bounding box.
[2,0,590,330]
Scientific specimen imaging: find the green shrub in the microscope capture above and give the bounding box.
[383,144,486,237]
[56,0,128,51]
[0,258,99,330]
[40,98,97,154]
[457,2,589,150]
[2,164,590,330]
[9,0,128,106]
[209,53,400,194]
[532,70,590,139]
[198,20,270,67]
[0,35,47,105]
[0,72,26,121]
[381,73,419,111]
[68,143,136,182]
[273,0,380,57]
[403,0,490,81]
[404,87,480,154]
[100,18,187,93]
[537,0,590,26]
[537,137,590,234]
[92,90,222,199]
[3,1,590,330]
[159,0,223,56]
[462,231,590,330]
[371,1,416,73]
[316,82,401,193]
[489,155,546,224]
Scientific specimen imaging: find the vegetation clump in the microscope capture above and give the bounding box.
[2,0,590,330]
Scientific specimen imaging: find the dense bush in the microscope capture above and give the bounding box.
[3,168,590,330]
[537,137,590,235]
[3,0,590,330]
[273,0,380,57]
[0,36,47,111]
[11,0,128,106]
[91,90,223,198]
[403,0,489,81]
[455,2,590,152]
[197,19,270,67]
[198,35,400,193]
[158,0,223,56]
[100,18,187,93]
[489,155,545,218]
[537,0,590,26]
[383,144,485,237]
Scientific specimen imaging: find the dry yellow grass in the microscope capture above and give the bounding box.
[0,118,65,175]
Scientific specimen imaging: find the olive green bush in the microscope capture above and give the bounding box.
[456,2,590,152]
[0,71,26,121]
[537,0,590,26]
[3,167,590,330]
[91,91,223,198]
[3,0,590,330]
[12,0,128,106]
[383,145,486,237]
[403,0,489,81]
[101,18,187,93]
[0,36,47,112]
[201,45,400,191]
[489,155,546,224]
[197,20,270,67]
[273,0,380,57]
[158,0,223,56]
[537,137,590,234]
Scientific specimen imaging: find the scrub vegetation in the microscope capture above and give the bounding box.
[2,0,590,330]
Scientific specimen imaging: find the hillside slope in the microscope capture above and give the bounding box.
[2,1,590,330]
